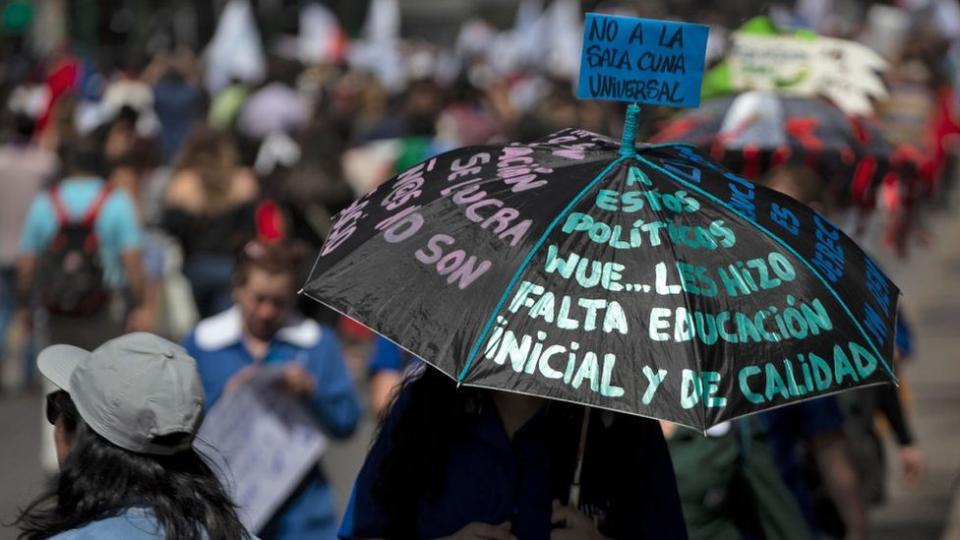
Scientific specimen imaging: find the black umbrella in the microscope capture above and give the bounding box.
[651,92,923,208]
[303,106,898,432]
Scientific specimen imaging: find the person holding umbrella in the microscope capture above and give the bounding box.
[312,123,901,538]
[309,14,901,540]
[339,366,687,540]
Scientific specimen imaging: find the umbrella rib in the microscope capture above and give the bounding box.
[633,153,897,383]
[457,156,629,383]
[460,372,894,432]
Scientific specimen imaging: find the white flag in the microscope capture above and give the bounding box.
[204,0,266,93]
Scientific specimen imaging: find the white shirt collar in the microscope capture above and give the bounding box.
[194,306,322,351]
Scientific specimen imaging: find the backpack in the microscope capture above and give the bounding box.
[38,185,112,317]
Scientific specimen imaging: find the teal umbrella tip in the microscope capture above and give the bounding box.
[619,103,640,159]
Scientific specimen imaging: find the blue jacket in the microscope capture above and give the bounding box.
[49,507,257,539]
[184,307,361,539]
[50,508,166,539]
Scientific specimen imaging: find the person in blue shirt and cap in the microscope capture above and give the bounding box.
[339,366,687,540]
[183,240,361,540]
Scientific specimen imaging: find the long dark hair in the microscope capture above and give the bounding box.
[15,391,247,540]
[372,368,584,538]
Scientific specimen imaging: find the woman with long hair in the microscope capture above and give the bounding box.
[15,333,252,540]
[162,125,259,318]
[339,367,687,540]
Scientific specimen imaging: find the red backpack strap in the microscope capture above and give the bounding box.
[81,185,113,227]
[48,186,70,226]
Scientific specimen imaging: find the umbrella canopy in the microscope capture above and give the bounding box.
[303,122,899,430]
[651,91,924,208]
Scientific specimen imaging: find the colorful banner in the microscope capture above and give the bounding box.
[727,33,888,115]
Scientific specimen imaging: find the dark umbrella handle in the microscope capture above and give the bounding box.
[568,407,591,508]
[566,100,637,508]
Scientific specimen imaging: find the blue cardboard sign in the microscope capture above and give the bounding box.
[576,13,709,108]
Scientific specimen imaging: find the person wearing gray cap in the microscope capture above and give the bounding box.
[14,332,254,540]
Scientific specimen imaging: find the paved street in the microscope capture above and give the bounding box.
[869,206,960,540]
[1,214,958,539]
[0,389,45,537]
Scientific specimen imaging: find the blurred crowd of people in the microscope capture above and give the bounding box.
[1,0,958,538]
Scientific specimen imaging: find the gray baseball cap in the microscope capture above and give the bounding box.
[38,332,206,456]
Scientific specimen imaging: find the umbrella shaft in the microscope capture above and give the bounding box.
[569,408,592,507]
[619,103,640,158]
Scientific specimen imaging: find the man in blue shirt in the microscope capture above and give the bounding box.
[183,241,361,539]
